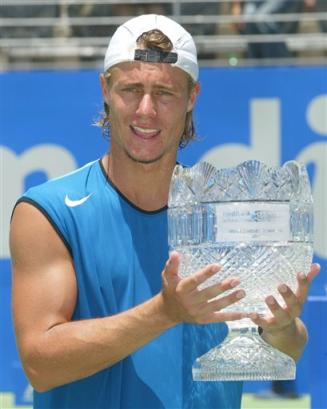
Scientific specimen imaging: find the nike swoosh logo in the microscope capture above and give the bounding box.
[65,194,92,207]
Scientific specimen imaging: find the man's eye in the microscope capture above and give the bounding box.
[122,87,139,93]
[157,90,173,96]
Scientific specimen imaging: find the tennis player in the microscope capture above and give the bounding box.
[10,14,320,409]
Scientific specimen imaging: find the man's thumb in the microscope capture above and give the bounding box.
[163,251,180,282]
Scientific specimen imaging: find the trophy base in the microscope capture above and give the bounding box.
[193,320,296,381]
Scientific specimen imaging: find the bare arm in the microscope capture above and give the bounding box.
[11,203,245,392]
[11,202,176,391]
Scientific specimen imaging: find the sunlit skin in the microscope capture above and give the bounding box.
[99,61,199,210]
[100,62,199,166]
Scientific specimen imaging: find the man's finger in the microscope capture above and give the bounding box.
[296,263,320,303]
[163,251,180,285]
[201,311,246,324]
[199,288,246,315]
[307,263,320,283]
[179,263,221,292]
[197,277,241,302]
[277,284,302,317]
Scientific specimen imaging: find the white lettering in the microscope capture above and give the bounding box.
[200,99,280,167]
[200,96,326,259]
[23,383,33,403]
[0,144,77,259]
[306,95,327,135]
[296,143,327,259]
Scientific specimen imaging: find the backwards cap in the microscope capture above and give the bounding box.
[104,14,198,81]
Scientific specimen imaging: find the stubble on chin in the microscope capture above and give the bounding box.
[125,148,166,165]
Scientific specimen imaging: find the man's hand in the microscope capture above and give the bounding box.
[161,251,246,325]
[248,263,321,361]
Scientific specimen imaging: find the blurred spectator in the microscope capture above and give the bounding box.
[181,2,221,59]
[231,1,306,59]
[0,5,58,65]
[69,4,170,38]
[181,3,220,36]
[113,4,170,16]
[0,5,57,39]
[305,0,327,32]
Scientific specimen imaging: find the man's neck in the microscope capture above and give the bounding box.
[102,153,177,211]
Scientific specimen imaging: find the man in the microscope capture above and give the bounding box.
[231,1,305,59]
[10,14,319,409]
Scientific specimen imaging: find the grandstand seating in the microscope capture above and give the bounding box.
[0,0,326,69]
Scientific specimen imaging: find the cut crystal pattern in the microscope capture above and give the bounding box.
[168,160,314,381]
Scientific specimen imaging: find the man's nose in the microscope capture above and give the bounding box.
[136,93,156,117]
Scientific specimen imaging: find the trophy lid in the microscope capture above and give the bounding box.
[168,160,313,207]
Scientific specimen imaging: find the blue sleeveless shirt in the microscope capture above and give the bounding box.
[19,159,242,409]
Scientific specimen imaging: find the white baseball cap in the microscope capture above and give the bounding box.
[104,14,199,81]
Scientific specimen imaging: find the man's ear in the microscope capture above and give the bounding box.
[100,73,110,104]
[187,82,200,113]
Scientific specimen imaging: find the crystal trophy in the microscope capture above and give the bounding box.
[168,160,313,381]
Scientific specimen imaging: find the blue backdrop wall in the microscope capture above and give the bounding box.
[1,66,326,407]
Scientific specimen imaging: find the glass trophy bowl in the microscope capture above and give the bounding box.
[168,160,313,381]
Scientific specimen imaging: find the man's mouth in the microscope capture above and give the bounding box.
[131,125,161,139]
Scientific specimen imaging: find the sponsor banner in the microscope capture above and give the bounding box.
[1,67,326,406]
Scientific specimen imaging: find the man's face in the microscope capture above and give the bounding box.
[100,61,199,165]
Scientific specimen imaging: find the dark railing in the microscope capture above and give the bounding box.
[0,0,326,69]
